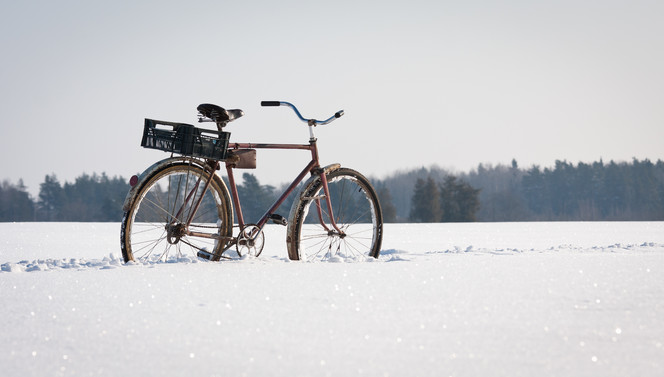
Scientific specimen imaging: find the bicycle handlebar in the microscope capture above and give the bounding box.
[261,101,344,126]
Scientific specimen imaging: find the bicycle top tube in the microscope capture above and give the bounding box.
[261,101,344,126]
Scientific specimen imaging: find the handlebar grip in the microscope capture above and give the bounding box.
[261,101,281,107]
[335,110,344,118]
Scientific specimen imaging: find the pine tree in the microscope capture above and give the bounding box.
[0,179,35,221]
[409,177,441,222]
[440,175,480,222]
[38,174,65,221]
[237,173,276,223]
[375,183,397,223]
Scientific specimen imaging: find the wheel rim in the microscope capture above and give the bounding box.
[125,165,229,262]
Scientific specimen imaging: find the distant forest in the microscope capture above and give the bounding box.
[376,158,664,222]
[1,158,663,222]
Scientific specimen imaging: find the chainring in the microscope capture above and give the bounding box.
[235,224,265,257]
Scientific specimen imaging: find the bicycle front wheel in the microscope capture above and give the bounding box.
[121,161,233,263]
[287,168,383,261]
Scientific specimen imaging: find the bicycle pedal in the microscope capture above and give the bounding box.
[269,214,288,226]
[197,249,214,260]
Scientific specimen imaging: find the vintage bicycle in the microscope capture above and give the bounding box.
[120,101,383,263]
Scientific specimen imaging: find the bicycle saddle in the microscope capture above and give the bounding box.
[197,103,244,123]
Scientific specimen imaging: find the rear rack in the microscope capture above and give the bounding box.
[141,119,230,160]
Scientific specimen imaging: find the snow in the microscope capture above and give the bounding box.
[1,222,664,376]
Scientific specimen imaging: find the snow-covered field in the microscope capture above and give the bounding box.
[1,222,663,377]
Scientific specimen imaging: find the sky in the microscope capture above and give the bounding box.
[1,0,663,196]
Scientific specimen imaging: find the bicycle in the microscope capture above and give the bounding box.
[120,101,383,263]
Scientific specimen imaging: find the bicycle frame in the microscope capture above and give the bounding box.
[226,139,344,234]
[159,100,351,254]
[178,137,344,248]
[121,100,383,263]
[226,142,312,228]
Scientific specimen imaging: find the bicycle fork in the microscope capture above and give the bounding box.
[313,171,346,237]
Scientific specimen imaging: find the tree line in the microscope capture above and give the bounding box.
[2,158,663,222]
[1,174,130,222]
[373,158,664,222]
[405,175,480,222]
[0,172,297,223]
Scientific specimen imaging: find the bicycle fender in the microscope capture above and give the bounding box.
[296,163,342,197]
[121,157,214,212]
[321,163,341,176]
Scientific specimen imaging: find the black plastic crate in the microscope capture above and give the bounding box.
[141,119,230,160]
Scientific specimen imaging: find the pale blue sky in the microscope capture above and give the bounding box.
[1,0,663,195]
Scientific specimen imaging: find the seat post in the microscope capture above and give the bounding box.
[216,121,228,132]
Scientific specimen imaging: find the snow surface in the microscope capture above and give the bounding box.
[1,221,664,377]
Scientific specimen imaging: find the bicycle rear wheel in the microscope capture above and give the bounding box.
[287,168,383,261]
[121,161,233,263]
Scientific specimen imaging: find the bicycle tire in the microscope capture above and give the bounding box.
[121,161,233,263]
[286,168,383,261]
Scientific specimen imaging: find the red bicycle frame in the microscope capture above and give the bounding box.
[224,138,344,235]
[172,101,348,249]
